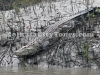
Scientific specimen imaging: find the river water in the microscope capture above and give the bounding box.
[0,66,100,75]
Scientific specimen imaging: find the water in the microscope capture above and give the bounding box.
[0,66,100,75]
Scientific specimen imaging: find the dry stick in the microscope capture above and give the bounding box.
[33,5,39,36]
[71,42,79,67]
[61,38,67,67]
[67,42,73,68]
[0,12,3,32]
[22,18,25,33]
[72,41,80,66]
[1,11,6,32]
[44,38,61,65]
[0,47,10,64]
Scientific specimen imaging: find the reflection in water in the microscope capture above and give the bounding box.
[0,66,100,75]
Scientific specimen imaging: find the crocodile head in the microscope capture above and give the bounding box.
[13,43,37,56]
